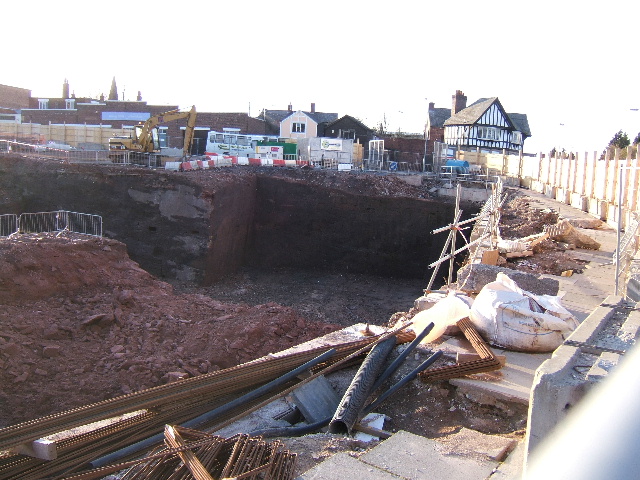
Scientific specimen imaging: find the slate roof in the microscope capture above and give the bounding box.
[443,97,531,137]
[508,113,531,137]
[264,110,293,124]
[326,115,375,132]
[264,109,339,125]
[444,97,497,126]
[428,108,451,128]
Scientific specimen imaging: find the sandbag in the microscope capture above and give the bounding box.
[469,273,578,352]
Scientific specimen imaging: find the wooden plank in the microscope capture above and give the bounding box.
[481,250,500,266]
[504,250,533,258]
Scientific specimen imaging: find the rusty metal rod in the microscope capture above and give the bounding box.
[90,349,335,468]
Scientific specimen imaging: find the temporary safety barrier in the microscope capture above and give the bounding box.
[0,214,18,236]
[168,155,311,171]
[0,210,102,237]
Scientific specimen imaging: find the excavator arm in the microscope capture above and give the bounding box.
[136,106,197,154]
[182,106,197,158]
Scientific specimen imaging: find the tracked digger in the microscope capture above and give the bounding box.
[108,105,197,162]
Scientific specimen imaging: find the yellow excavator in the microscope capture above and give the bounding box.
[108,105,197,162]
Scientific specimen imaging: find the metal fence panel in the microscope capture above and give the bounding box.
[16,211,102,237]
[0,214,18,236]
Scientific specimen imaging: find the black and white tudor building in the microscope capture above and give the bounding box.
[437,91,530,155]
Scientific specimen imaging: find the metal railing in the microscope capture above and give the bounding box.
[0,139,112,163]
[0,214,18,236]
[0,211,102,237]
[0,140,163,167]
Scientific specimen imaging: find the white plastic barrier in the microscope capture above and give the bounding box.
[338,163,353,171]
[237,157,249,165]
[165,162,181,171]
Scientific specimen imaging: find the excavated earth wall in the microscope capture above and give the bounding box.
[0,157,468,284]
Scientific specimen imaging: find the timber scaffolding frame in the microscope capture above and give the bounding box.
[425,179,505,291]
[0,328,414,480]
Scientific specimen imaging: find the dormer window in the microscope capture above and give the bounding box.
[38,99,49,109]
[65,99,75,110]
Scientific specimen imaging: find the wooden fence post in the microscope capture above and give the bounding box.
[633,148,640,213]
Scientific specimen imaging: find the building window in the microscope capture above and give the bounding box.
[38,99,49,109]
[65,99,75,110]
[292,122,306,133]
[477,126,500,141]
[339,129,355,139]
[512,131,522,144]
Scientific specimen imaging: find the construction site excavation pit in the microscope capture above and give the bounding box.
[3,158,527,468]
[0,159,478,331]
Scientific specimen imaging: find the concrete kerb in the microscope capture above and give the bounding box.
[523,294,623,470]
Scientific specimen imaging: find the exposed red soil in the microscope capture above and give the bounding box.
[0,234,339,427]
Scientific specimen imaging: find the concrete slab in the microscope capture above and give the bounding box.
[360,430,498,480]
[296,451,404,480]
[438,337,551,405]
[437,427,517,462]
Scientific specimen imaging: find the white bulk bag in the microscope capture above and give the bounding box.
[411,291,473,343]
[469,273,579,352]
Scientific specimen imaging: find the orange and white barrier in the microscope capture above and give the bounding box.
[169,154,315,171]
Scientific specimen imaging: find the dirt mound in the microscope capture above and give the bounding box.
[0,234,340,427]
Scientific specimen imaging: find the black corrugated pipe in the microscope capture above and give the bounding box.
[362,350,443,415]
[90,348,336,468]
[328,336,397,434]
[368,322,434,394]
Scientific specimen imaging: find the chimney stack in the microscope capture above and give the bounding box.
[62,79,70,99]
[287,103,293,112]
[310,102,316,113]
[451,90,467,115]
[428,102,435,111]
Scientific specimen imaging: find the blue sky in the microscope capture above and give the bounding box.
[4,1,639,153]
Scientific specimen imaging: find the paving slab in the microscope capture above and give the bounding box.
[296,451,404,480]
[360,430,498,480]
[437,427,517,462]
